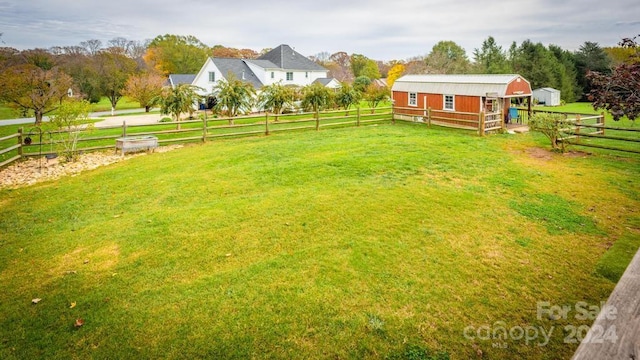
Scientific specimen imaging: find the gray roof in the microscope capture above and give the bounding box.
[392,74,531,97]
[258,44,326,71]
[168,74,196,87]
[245,59,278,69]
[534,87,560,93]
[313,78,336,86]
[211,58,263,88]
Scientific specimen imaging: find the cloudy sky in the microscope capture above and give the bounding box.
[0,0,638,60]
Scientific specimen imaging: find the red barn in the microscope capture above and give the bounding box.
[391,74,532,134]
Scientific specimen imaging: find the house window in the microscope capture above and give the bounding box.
[286,72,293,81]
[444,95,454,111]
[271,72,274,79]
[208,72,215,82]
[408,92,417,107]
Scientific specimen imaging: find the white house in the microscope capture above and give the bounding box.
[313,78,341,90]
[192,44,330,96]
[532,87,561,106]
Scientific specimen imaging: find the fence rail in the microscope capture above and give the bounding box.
[393,105,503,135]
[558,114,640,154]
[0,107,392,168]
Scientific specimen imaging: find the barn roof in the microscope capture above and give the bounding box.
[392,74,531,97]
[533,87,560,93]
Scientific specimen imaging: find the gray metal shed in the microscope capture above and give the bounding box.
[533,87,561,106]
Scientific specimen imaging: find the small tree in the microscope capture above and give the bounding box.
[588,35,640,122]
[353,75,371,93]
[0,64,73,125]
[529,112,570,152]
[258,82,295,116]
[363,84,390,113]
[335,82,361,115]
[212,75,256,120]
[48,99,93,162]
[301,83,332,114]
[153,84,202,129]
[122,72,165,112]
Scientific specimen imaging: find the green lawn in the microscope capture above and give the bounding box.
[0,97,143,120]
[1,122,639,359]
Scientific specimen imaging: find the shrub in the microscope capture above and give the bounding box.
[529,112,570,152]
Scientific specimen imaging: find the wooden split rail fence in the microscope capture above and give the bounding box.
[392,105,503,136]
[558,114,640,154]
[0,107,392,168]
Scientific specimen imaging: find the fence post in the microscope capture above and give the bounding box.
[479,112,486,136]
[315,109,320,131]
[357,107,361,127]
[575,114,581,142]
[265,112,270,135]
[122,121,127,138]
[202,117,207,142]
[427,107,431,127]
[423,98,427,124]
[600,112,606,136]
[17,127,23,158]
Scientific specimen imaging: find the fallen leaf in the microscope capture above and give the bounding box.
[83,259,89,264]
[31,298,42,304]
[74,318,84,327]
[225,253,232,257]
[70,302,76,309]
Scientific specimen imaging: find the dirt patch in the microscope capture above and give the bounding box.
[522,147,591,161]
[0,145,182,189]
[525,147,554,161]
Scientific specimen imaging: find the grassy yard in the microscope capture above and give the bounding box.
[0,97,143,120]
[0,122,639,359]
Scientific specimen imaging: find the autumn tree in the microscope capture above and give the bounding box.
[327,51,353,82]
[404,56,428,74]
[0,64,73,124]
[95,51,137,114]
[123,72,165,112]
[588,36,640,121]
[426,41,470,74]
[386,63,405,89]
[211,45,258,59]
[144,34,209,75]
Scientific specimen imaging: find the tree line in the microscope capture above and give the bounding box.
[0,33,636,124]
